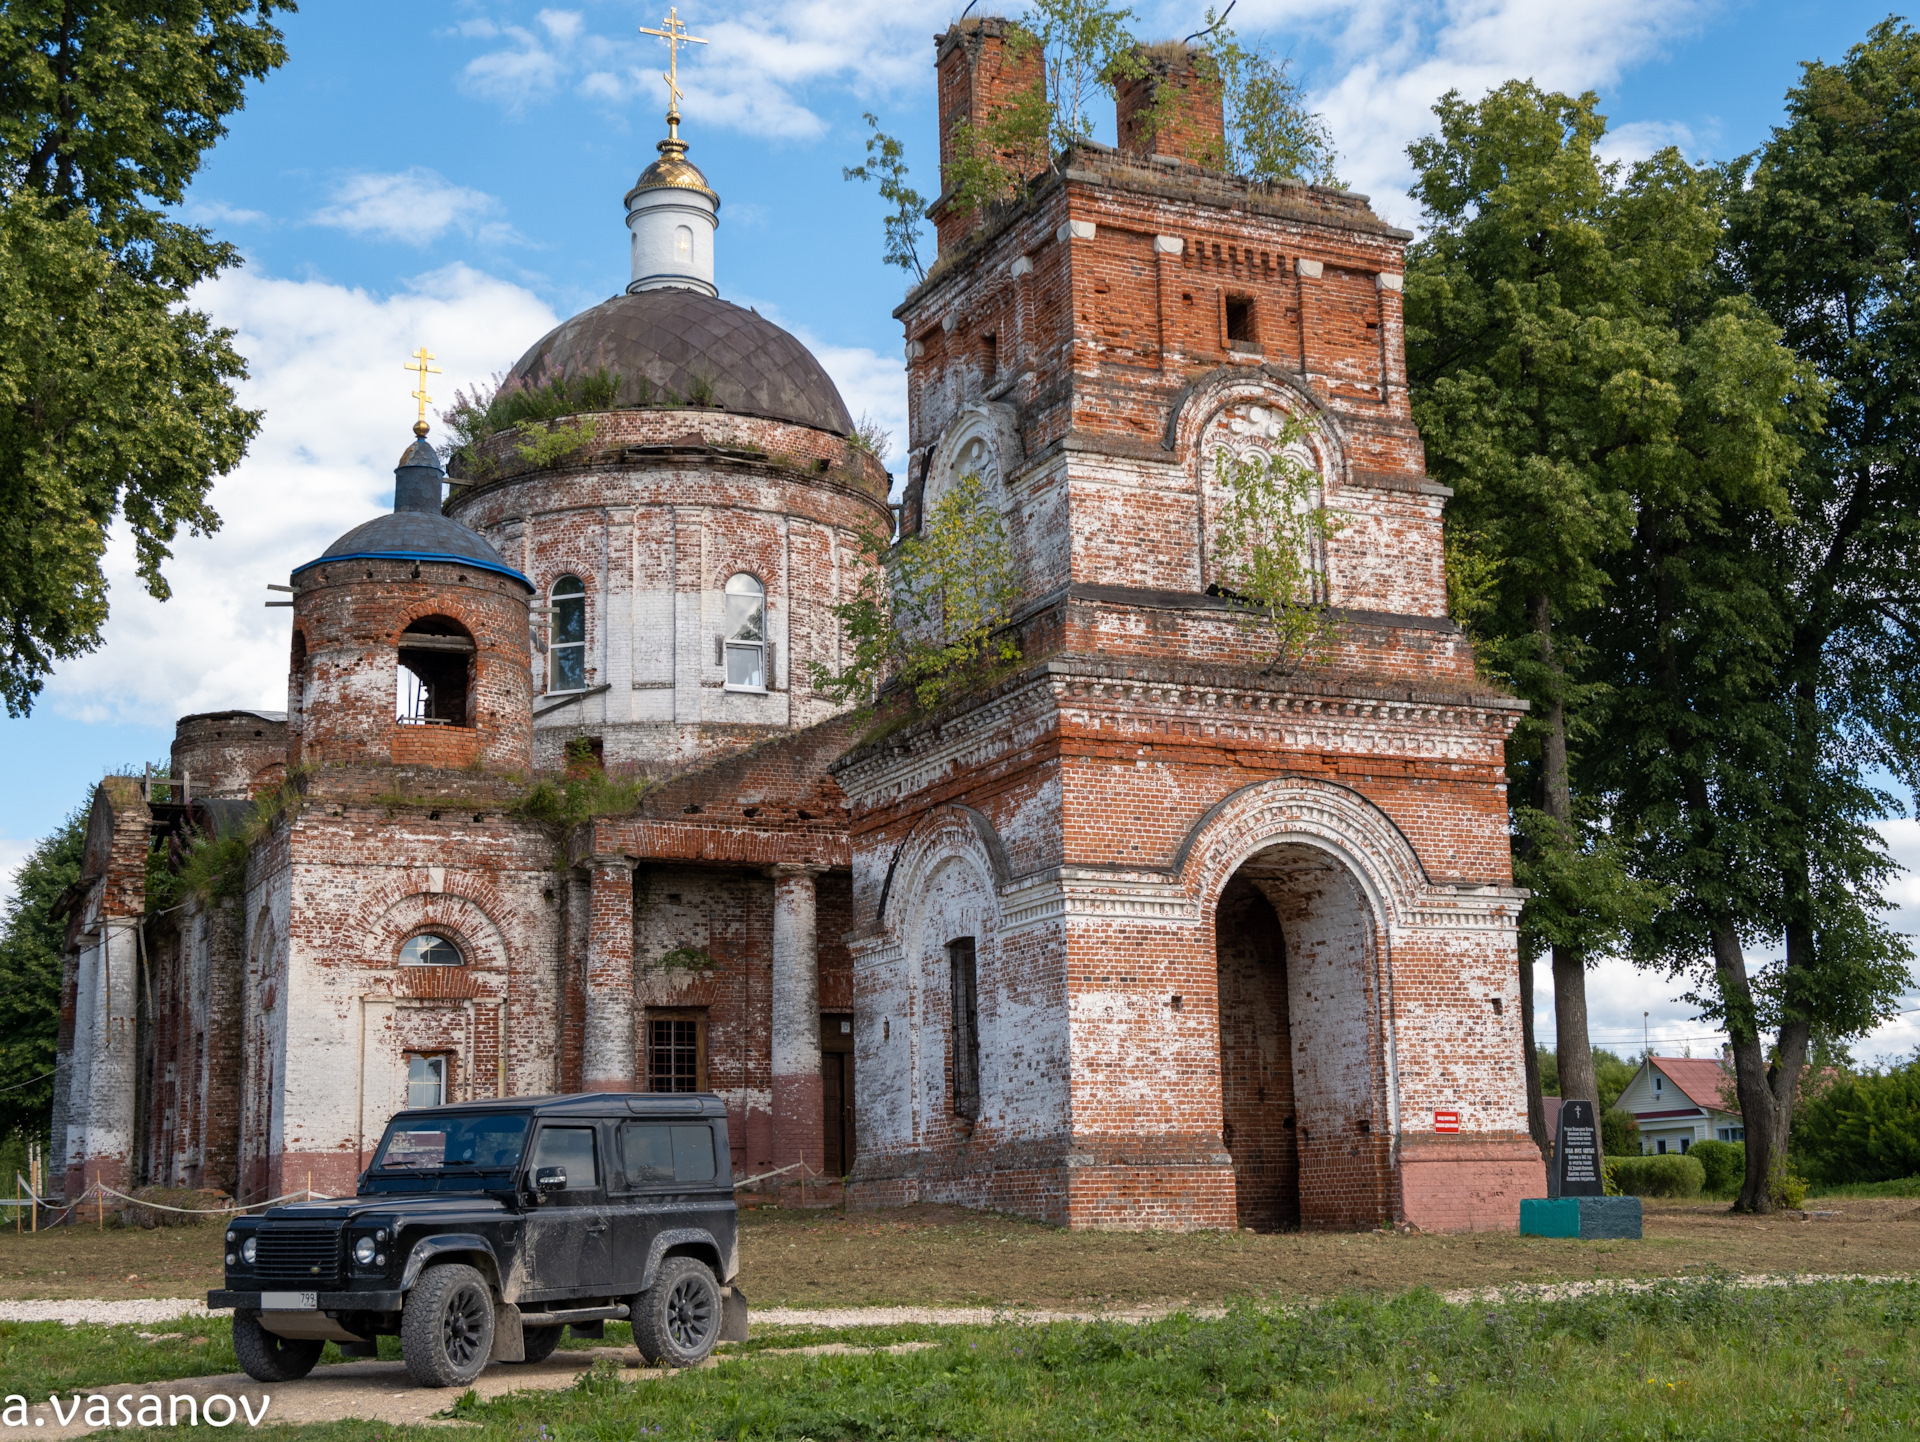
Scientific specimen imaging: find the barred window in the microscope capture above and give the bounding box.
[949,938,980,1122]
[649,1013,706,1093]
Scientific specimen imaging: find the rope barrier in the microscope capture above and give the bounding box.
[0,1175,322,1220]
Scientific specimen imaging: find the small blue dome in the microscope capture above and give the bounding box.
[292,435,533,588]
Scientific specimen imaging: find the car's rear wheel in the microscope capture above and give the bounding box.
[632,1256,721,1367]
[232,1309,324,1382]
[512,1324,564,1364]
[401,1263,495,1387]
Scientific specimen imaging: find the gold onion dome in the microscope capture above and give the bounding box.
[626,136,719,208]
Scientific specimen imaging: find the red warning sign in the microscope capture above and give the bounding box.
[1433,1110,1460,1133]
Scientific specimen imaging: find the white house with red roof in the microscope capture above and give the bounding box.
[1615,1055,1745,1155]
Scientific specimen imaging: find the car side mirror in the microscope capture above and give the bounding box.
[535,1166,567,1194]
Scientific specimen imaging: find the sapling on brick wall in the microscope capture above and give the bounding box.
[812,471,1021,715]
[1209,417,1343,675]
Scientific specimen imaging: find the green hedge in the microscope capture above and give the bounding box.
[1606,1153,1706,1198]
[1688,1139,1745,1196]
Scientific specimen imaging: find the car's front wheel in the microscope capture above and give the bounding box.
[400,1263,496,1387]
[632,1256,721,1367]
[232,1309,324,1382]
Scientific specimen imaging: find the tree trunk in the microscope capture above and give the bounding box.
[1534,593,1598,1110]
[1520,947,1549,1163]
[1711,917,1785,1214]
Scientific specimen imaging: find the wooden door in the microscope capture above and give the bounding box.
[821,1014,855,1177]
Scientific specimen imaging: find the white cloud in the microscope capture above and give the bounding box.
[183,198,272,227]
[455,1,952,140]
[39,264,559,725]
[450,0,1722,226]
[0,837,35,915]
[1276,0,1721,226]
[310,168,516,246]
[1597,118,1707,168]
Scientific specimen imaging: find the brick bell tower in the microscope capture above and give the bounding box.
[837,27,1540,1232]
[287,433,534,773]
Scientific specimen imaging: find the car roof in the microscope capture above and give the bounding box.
[391,1092,728,1121]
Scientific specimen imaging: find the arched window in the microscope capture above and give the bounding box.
[674,225,693,263]
[549,576,586,693]
[396,616,475,726]
[723,573,765,690]
[399,934,463,967]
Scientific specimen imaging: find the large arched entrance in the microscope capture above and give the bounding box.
[1215,840,1390,1230]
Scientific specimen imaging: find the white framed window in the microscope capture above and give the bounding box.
[723,573,766,690]
[674,225,693,262]
[406,1054,447,1109]
[549,576,587,692]
[399,934,463,967]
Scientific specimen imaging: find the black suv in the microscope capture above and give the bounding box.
[210,1093,745,1387]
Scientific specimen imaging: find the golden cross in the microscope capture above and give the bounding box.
[637,7,707,138]
[404,347,442,438]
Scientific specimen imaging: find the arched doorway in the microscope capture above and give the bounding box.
[1215,841,1390,1230]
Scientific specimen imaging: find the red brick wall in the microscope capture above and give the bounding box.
[288,559,531,774]
[1115,46,1226,166]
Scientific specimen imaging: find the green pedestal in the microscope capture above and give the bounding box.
[1520,1196,1643,1239]
[1520,1198,1580,1237]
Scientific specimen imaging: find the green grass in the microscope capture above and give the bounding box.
[0,1314,633,1397]
[254,1278,1920,1441]
[1808,1176,1920,1198]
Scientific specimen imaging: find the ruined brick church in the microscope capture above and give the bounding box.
[55,22,1543,1231]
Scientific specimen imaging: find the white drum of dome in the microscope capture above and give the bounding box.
[627,182,717,296]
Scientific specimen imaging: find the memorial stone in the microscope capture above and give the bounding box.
[1555,1099,1604,1197]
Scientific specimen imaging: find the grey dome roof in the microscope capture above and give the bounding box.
[292,451,532,588]
[508,290,854,435]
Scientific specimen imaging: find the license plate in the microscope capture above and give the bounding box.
[261,1291,316,1310]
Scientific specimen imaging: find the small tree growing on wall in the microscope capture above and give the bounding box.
[813,471,1022,715]
[1209,416,1344,675]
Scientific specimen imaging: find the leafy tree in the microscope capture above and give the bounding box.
[937,1,1337,220]
[1687,17,1920,1210]
[843,113,930,284]
[1189,8,1338,185]
[1209,419,1343,674]
[1789,1055,1920,1185]
[0,807,86,1136]
[812,471,1021,715]
[0,1,291,715]
[1601,1108,1641,1157]
[1404,82,1713,1131]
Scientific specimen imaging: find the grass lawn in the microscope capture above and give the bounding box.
[210,1278,1920,1440]
[4,1196,1916,1309]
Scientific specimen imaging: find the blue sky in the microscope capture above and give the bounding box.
[4,0,1915,1060]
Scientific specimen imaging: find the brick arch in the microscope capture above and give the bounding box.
[1176,776,1429,930]
[1165,365,1346,465]
[364,892,508,1000]
[347,869,513,961]
[924,402,1023,519]
[874,803,1010,929]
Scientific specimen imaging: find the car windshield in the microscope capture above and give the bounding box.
[372,1113,530,1171]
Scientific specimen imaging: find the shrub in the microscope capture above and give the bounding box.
[1601,1107,1640,1156]
[1607,1153,1705,1198]
[1790,1055,1920,1185]
[1689,1138,1745,1196]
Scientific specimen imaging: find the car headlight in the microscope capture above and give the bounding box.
[353,1236,378,1265]
[240,1237,256,1265]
